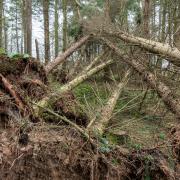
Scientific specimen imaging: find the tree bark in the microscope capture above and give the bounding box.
[143,0,151,38]
[103,38,180,119]
[62,0,67,52]
[35,39,40,61]
[0,0,3,48]
[105,30,180,67]
[87,69,131,134]
[45,35,91,74]
[23,0,32,55]
[54,0,59,57]
[43,0,50,64]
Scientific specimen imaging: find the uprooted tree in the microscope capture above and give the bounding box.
[0,0,180,179]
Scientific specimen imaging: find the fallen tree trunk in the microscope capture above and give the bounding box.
[80,51,107,75]
[36,59,114,114]
[87,69,131,134]
[103,38,180,119]
[60,59,113,93]
[105,30,180,67]
[45,35,91,74]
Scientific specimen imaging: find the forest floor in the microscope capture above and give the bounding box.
[0,56,179,179]
[73,80,178,149]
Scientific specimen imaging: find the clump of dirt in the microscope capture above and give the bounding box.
[0,55,48,122]
[0,55,48,99]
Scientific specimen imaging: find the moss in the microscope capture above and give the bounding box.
[106,132,130,145]
[0,48,6,55]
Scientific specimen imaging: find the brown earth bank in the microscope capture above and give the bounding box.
[0,56,179,179]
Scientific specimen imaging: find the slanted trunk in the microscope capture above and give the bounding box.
[80,51,107,75]
[103,38,180,119]
[45,35,91,74]
[105,30,180,67]
[60,59,113,93]
[36,59,113,114]
[87,69,131,134]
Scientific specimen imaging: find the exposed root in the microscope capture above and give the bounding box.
[0,73,26,112]
[127,149,176,180]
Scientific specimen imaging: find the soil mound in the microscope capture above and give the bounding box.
[0,55,48,122]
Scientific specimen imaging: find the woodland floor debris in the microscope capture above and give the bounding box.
[0,55,179,179]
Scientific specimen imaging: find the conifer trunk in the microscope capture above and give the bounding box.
[103,38,180,119]
[88,69,131,134]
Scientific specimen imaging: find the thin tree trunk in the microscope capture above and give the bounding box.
[87,69,131,134]
[143,0,151,38]
[3,16,7,52]
[73,0,82,21]
[80,51,107,75]
[23,0,32,55]
[54,0,59,57]
[35,39,40,61]
[103,38,180,119]
[43,0,50,64]
[36,59,114,113]
[15,1,19,53]
[105,30,180,67]
[0,0,3,48]
[45,35,91,74]
[58,59,113,93]
[62,0,67,52]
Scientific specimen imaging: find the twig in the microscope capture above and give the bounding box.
[9,153,24,170]
[32,102,90,139]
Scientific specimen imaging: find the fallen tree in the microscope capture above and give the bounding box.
[36,59,114,114]
[103,38,180,119]
[45,35,91,74]
[87,69,131,134]
[104,30,180,67]
[80,51,108,75]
